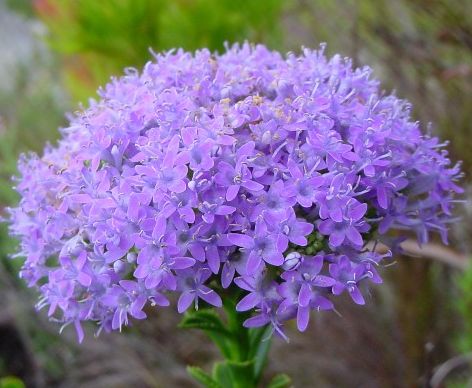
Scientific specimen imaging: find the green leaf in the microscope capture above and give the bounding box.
[179,309,230,335]
[267,374,292,388]
[212,360,256,388]
[212,361,233,388]
[187,366,222,388]
[0,377,25,388]
[226,359,255,388]
[179,309,234,358]
[248,325,273,381]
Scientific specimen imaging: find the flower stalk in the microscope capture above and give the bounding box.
[181,290,291,388]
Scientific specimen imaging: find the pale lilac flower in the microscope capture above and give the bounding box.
[8,43,462,341]
[176,268,222,312]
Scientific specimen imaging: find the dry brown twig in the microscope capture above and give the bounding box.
[372,239,469,270]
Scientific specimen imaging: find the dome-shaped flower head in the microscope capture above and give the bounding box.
[8,43,463,341]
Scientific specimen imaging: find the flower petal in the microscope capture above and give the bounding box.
[228,233,254,249]
[297,305,310,332]
[236,292,261,311]
[198,286,222,307]
[177,291,195,313]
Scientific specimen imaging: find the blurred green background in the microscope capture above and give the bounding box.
[0,0,471,387]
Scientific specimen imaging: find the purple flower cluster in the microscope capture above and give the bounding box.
[9,44,462,341]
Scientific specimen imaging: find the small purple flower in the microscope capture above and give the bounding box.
[270,208,314,247]
[329,256,367,305]
[306,128,355,167]
[364,171,409,209]
[57,251,92,287]
[251,180,295,222]
[176,267,222,312]
[134,254,195,289]
[228,223,285,272]
[215,141,264,201]
[318,200,368,247]
[234,270,279,312]
[101,283,148,331]
[285,159,324,208]
[221,249,251,288]
[161,189,198,223]
[187,141,215,171]
[279,255,334,331]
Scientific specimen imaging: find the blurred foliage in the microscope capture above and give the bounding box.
[0,3,70,384]
[427,267,472,387]
[0,377,25,388]
[0,61,66,206]
[4,0,34,17]
[34,0,285,102]
[456,265,472,354]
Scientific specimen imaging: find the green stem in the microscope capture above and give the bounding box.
[222,297,250,362]
[180,291,280,388]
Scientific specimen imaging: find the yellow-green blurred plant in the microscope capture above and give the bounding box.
[35,0,285,102]
[0,376,25,388]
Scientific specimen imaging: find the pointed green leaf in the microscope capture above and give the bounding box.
[179,309,230,335]
[212,361,233,388]
[206,331,234,360]
[187,366,222,388]
[248,325,273,381]
[180,309,234,358]
[267,373,292,388]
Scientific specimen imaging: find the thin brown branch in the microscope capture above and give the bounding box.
[373,239,469,270]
